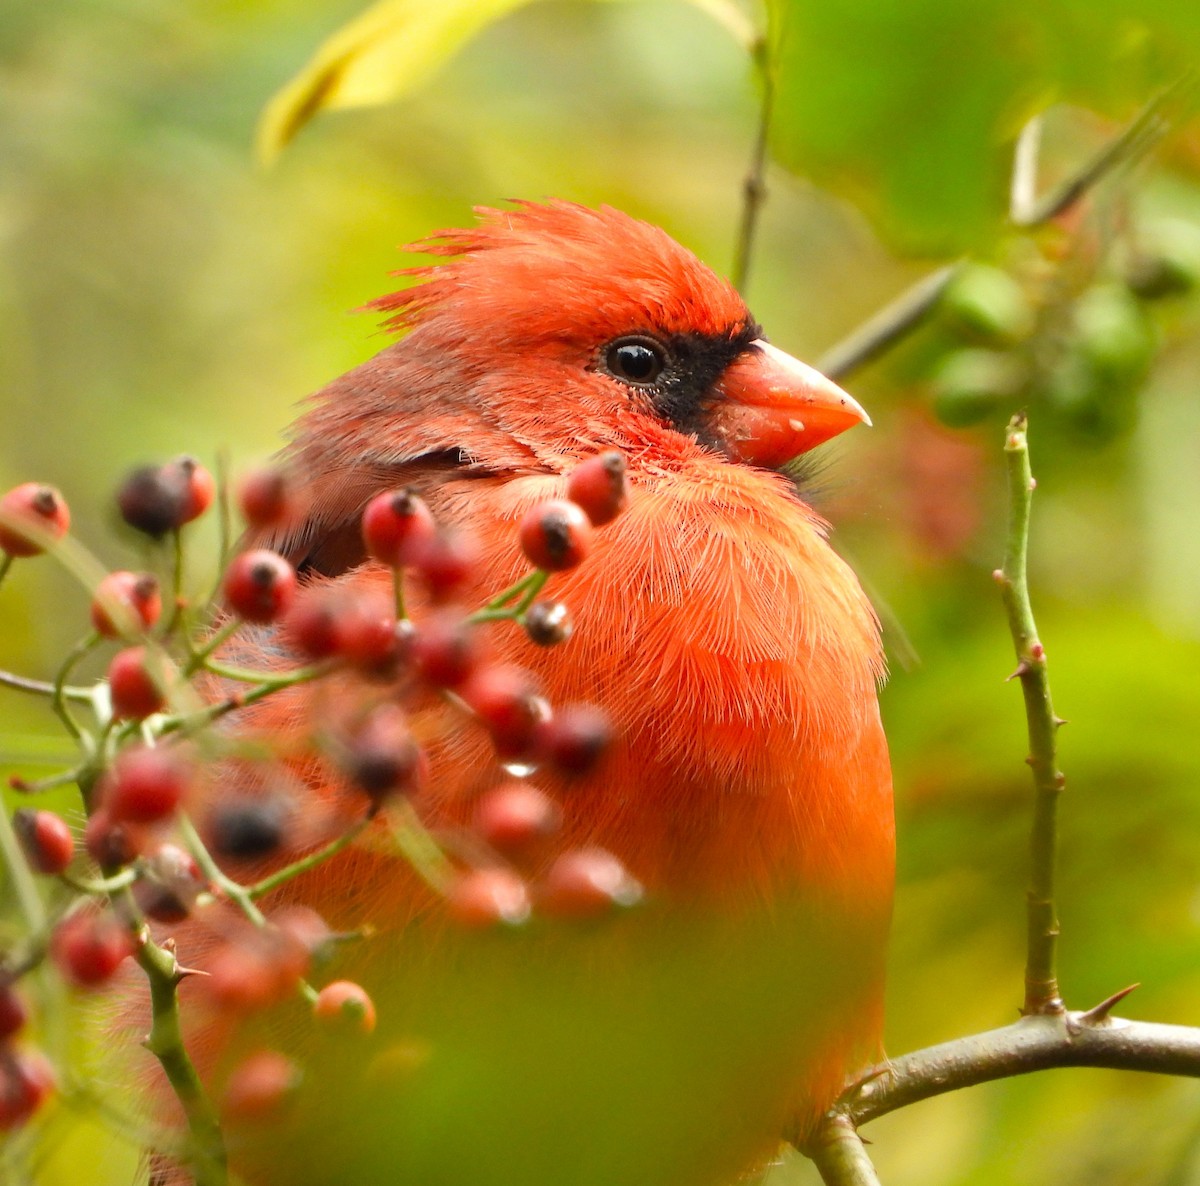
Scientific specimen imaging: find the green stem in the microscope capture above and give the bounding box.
[177,813,267,927]
[60,867,138,895]
[473,571,549,624]
[133,923,227,1185]
[163,527,187,638]
[247,816,371,900]
[392,567,407,622]
[390,799,455,894]
[995,413,1065,1015]
[203,452,233,616]
[188,619,242,670]
[8,765,88,794]
[0,670,93,701]
[201,657,331,687]
[479,570,542,613]
[51,632,100,741]
[0,796,47,936]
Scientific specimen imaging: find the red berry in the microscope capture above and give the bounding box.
[208,797,288,860]
[361,488,437,568]
[412,612,486,688]
[133,844,206,923]
[446,868,531,928]
[207,944,293,1012]
[206,945,282,1012]
[222,1051,301,1123]
[414,530,479,600]
[105,745,191,824]
[0,1048,54,1130]
[567,451,628,526]
[51,910,135,987]
[518,499,593,571]
[206,914,318,1013]
[0,483,69,557]
[341,596,412,678]
[116,465,185,537]
[343,704,424,803]
[167,456,215,525]
[537,848,643,918]
[538,704,613,776]
[90,571,162,638]
[313,980,377,1036]
[223,550,296,623]
[283,586,349,660]
[473,783,560,855]
[237,465,291,528]
[84,809,142,868]
[271,907,332,968]
[460,665,548,759]
[13,809,74,875]
[107,646,170,720]
[522,600,573,647]
[0,986,29,1039]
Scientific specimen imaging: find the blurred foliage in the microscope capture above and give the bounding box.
[2,0,1200,1184]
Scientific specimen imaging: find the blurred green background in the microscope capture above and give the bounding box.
[3,0,1200,1183]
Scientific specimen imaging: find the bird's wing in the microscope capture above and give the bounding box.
[257,449,507,577]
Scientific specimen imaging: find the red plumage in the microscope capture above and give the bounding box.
[146,201,893,1186]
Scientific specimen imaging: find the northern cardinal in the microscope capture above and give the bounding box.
[159,201,893,1186]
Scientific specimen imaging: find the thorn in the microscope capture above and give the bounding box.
[8,775,29,792]
[991,568,1006,583]
[1006,661,1030,682]
[1053,716,1069,727]
[1078,983,1140,1024]
[847,1060,892,1091]
[1028,477,1038,491]
[174,965,209,982]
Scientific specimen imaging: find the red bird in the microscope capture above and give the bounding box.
[172,201,893,1186]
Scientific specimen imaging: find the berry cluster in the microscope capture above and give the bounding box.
[922,213,1199,441]
[0,448,636,1149]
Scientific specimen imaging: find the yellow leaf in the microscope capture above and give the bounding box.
[257,0,538,164]
[256,0,757,164]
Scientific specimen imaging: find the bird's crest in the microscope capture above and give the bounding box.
[366,200,751,344]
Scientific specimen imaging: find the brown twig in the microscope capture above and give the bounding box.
[1009,78,1194,228]
[806,1114,882,1186]
[731,30,775,294]
[842,1010,1200,1127]
[816,263,964,382]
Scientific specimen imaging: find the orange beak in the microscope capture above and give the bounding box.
[709,340,871,468]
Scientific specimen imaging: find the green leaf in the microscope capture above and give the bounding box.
[256,0,757,164]
[770,0,1200,251]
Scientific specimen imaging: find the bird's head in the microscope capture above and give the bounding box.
[367,200,869,470]
[274,201,869,572]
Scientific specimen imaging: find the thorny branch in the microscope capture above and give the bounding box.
[995,413,1065,1016]
[802,414,1200,1186]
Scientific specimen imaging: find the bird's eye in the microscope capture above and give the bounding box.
[603,337,667,387]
